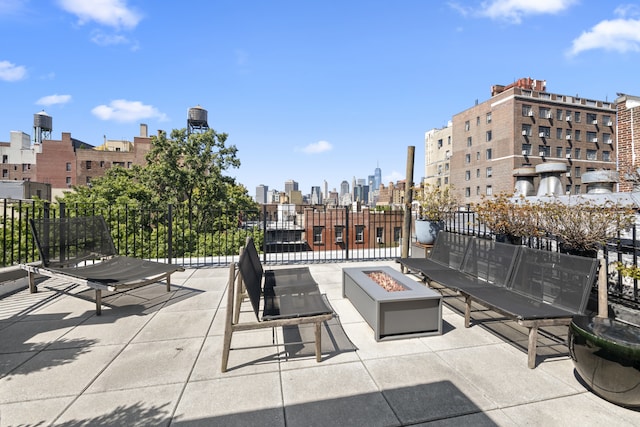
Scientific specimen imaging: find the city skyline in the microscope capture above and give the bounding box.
[2,1,640,194]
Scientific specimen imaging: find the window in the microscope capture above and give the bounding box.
[476,169,480,178]
[587,131,597,142]
[574,111,581,123]
[465,187,471,197]
[486,167,492,178]
[522,143,531,155]
[602,151,611,162]
[486,185,493,196]
[556,109,563,120]
[586,149,597,160]
[486,130,492,142]
[476,116,480,126]
[376,227,383,243]
[66,177,72,185]
[66,162,71,171]
[574,130,581,141]
[486,148,492,159]
[575,167,581,178]
[538,145,550,156]
[22,164,30,172]
[86,160,92,170]
[566,185,572,195]
[447,136,451,145]
[556,128,563,139]
[355,225,364,243]
[100,161,105,167]
[603,115,612,126]
[603,133,613,144]
[575,148,581,159]
[465,120,470,131]
[437,138,443,148]
[574,185,581,194]
[566,110,572,121]
[587,113,598,124]
[476,151,481,160]
[522,105,533,116]
[467,136,472,147]
[465,154,471,164]
[538,126,551,138]
[486,112,492,123]
[2,169,7,178]
[313,226,323,244]
[465,170,471,181]
[476,186,480,196]
[566,147,572,158]
[393,227,401,243]
[522,124,532,136]
[86,176,91,185]
[566,129,572,140]
[539,107,551,119]
[556,147,563,158]
[335,226,344,242]
[2,155,7,163]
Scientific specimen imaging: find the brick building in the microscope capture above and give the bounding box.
[615,93,640,192]
[449,78,617,206]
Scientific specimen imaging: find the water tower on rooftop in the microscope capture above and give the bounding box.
[33,110,52,144]
[187,105,209,134]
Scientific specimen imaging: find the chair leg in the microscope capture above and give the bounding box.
[464,295,472,328]
[95,289,102,316]
[527,326,538,369]
[28,271,37,293]
[315,322,322,362]
[221,325,233,373]
[166,275,171,292]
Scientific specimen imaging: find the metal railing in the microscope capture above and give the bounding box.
[1,200,638,308]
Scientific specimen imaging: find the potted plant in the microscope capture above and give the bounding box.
[413,183,459,244]
[540,198,635,257]
[473,193,543,244]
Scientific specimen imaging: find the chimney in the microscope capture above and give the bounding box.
[140,123,148,138]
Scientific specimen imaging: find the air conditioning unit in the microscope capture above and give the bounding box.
[522,150,529,155]
[539,151,546,157]
[566,135,572,140]
[566,116,572,122]
[604,140,612,144]
[592,120,598,125]
[591,137,598,143]
[607,121,613,126]
[335,237,343,243]
[522,130,528,136]
[566,153,572,158]
[566,172,571,177]
[376,237,383,244]
[539,132,546,137]
[527,111,534,117]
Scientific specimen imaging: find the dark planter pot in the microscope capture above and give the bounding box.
[495,233,522,245]
[568,315,640,407]
[559,243,597,258]
[415,220,443,245]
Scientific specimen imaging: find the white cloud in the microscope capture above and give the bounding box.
[453,0,578,24]
[384,171,404,185]
[0,60,26,81]
[568,18,640,56]
[0,0,28,16]
[92,99,168,123]
[36,94,72,106]
[301,140,332,154]
[57,0,142,29]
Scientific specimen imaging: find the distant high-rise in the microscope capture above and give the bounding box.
[374,166,382,191]
[255,184,268,204]
[340,180,349,196]
[284,179,298,193]
[310,186,322,205]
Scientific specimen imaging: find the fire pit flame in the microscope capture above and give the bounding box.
[366,271,408,292]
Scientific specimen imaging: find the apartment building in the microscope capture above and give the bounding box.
[449,78,617,205]
[424,122,452,187]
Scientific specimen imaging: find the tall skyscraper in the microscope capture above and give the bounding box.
[374,166,382,191]
[310,186,322,205]
[284,179,298,193]
[255,184,268,204]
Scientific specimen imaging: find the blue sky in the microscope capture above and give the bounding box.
[2,1,640,196]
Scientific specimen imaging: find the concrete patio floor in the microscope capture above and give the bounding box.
[1,260,639,426]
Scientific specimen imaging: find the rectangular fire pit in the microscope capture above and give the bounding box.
[342,267,442,341]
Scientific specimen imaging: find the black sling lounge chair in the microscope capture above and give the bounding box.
[20,216,184,315]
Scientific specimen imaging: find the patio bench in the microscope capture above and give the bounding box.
[19,216,184,315]
[221,237,334,372]
[398,232,599,368]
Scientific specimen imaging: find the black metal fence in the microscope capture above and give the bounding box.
[1,199,638,308]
